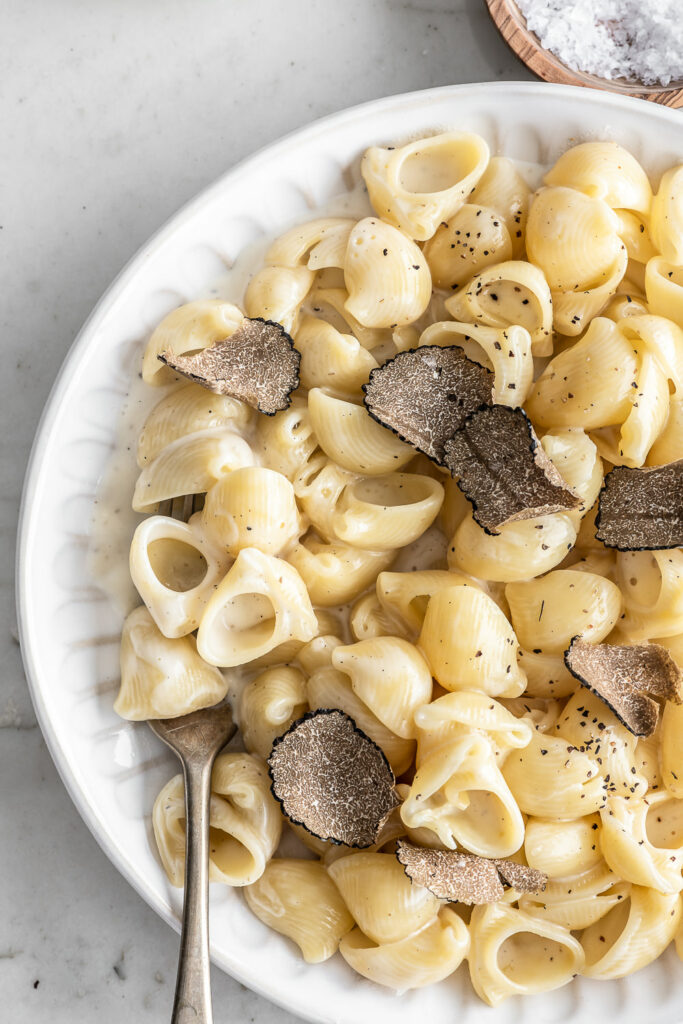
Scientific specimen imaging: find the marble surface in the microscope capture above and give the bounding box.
[2,2,530,1020]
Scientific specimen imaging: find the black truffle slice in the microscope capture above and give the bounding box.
[442,404,580,535]
[564,636,683,737]
[494,860,547,895]
[268,709,399,847]
[396,841,546,904]
[158,317,300,415]
[595,460,683,551]
[362,346,494,465]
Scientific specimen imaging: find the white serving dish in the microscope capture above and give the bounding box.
[16,82,683,1023]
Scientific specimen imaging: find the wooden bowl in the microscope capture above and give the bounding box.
[486,0,683,108]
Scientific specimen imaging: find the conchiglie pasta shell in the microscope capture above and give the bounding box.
[516,648,577,698]
[132,428,254,512]
[308,388,413,474]
[419,585,526,697]
[293,316,378,399]
[142,300,244,385]
[349,592,405,642]
[196,547,317,667]
[650,165,683,265]
[328,852,439,945]
[599,791,683,893]
[201,466,302,557]
[449,513,577,584]
[506,569,622,653]
[525,317,638,430]
[544,141,652,214]
[503,732,606,818]
[646,256,683,328]
[617,550,683,641]
[526,186,622,291]
[540,428,603,529]
[306,286,389,351]
[115,606,226,720]
[343,218,431,327]
[521,890,627,932]
[306,666,415,775]
[615,210,657,264]
[152,753,281,887]
[239,665,307,759]
[551,244,628,336]
[244,859,354,963]
[445,260,553,355]
[361,131,489,241]
[618,313,683,395]
[581,886,681,979]
[402,732,525,856]
[137,384,253,467]
[253,396,318,481]
[423,203,512,289]
[593,349,669,467]
[129,514,231,638]
[468,902,585,1006]
[524,815,603,878]
[647,397,683,465]
[339,908,470,991]
[332,637,433,738]
[661,702,683,798]
[471,155,531,258]
[244,265,314,333]
[288,534,394,606]
[377,568,482,637]
[331,473,444,551]
[414,689,533,762]
[265,217,355,268]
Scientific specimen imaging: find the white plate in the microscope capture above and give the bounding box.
[17,83,683,1023]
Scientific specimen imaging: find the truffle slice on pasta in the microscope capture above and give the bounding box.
[158,316,300,415]
[595,460,683,550]
[443,405,580,535]
[396,841,547,904]
[564,637,683,737]
[363,346,493,465]
[268,709,399,847]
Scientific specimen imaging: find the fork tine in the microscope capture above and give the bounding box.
[181,493,195,522]
[156,493,204,522]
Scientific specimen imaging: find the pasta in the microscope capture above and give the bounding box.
[153,752,281,886]
[245,859,353,963]
[115,606,227,719]
[111,128,683,1005]
[197,547,318,666]
[129,514,231,638]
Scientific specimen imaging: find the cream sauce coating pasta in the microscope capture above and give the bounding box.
[103,129,683,1005]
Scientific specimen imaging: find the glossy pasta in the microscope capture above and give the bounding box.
[113,129,683,1005]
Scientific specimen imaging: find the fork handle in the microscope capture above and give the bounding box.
[172,755,215,1024]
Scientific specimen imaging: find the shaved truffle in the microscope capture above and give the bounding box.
[443,404,580,535]
[565,637,683,737]
[158,316,300,415]
[494,860,547,895]
[396,841,546,904]
[596,460,683,550]
[362,346,493,464]
[268,709,399,847]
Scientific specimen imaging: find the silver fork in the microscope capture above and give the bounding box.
[149,494,236,1024]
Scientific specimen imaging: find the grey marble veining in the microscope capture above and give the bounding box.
[1,1,529,1019]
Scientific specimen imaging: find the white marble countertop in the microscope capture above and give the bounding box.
[2,2,531,1019]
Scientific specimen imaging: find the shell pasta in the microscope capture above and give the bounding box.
[111,129,683,1006]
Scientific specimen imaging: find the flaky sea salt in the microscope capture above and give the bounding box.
[517,0,683,87]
